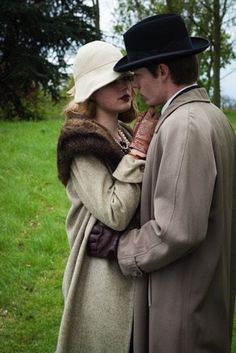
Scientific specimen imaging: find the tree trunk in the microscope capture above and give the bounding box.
[93,0,101,37]
[212,0,221,107]
[166,0,174,11]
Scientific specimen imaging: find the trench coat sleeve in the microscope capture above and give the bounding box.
[118,110,217,276]
[70,154,145,231]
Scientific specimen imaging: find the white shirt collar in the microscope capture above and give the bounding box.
[161,83,198,115]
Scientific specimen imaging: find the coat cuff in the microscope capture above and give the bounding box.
[112,154,145,183]
[118,253,144,277]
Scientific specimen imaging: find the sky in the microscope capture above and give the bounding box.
[99,0,236,100]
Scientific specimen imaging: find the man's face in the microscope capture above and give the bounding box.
[132,66,165,106]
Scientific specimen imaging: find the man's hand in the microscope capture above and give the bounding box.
[87,222,121,260]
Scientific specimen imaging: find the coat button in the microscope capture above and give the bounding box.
[140,165,145,172]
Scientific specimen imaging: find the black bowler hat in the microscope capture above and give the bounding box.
[114,13,210,72]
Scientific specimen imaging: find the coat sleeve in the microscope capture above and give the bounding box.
[69,154,145,231]
[118,109,217,276]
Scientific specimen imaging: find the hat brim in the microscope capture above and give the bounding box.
[74,62,122,102]
[114,37,209,72]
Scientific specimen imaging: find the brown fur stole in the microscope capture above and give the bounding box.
[57,117,132,186]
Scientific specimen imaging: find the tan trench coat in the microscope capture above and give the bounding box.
[118,88,236,353]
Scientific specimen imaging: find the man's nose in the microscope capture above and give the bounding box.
[131,79,138,89]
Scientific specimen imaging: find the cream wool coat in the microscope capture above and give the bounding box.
[56,119,145,353]
[118,88,236,353]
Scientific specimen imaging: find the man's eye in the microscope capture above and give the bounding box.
[123,75,134,81]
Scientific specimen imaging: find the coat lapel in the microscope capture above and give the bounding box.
[154,87,210,135]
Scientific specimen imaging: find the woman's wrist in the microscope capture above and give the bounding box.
[128,148,146,159]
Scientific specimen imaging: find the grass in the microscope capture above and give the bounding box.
[0,119,69,353]
[226,110,236,130]
[0,111,236,353]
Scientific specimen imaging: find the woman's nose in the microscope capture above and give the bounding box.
[117,77,131,90]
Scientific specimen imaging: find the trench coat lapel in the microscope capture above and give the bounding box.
[154,87,210,135]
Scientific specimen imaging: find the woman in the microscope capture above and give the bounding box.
[56,41,156,353]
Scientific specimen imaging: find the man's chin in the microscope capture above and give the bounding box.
[140,95,149,104]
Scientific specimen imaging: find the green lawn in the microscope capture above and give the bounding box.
[227,110,236,130]
[0,112,235,353]
[0,119,69,353]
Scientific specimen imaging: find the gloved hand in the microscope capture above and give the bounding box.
[87,222,121,260]
[129,107,158,159]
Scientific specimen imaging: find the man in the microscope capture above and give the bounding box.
[88,13,236,353]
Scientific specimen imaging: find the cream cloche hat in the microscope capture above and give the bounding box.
[70,41,124,103]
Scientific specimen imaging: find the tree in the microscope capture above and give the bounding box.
[112,0,236,107]
[91,0,100,34]
[0,0,101,120]
[186,0,235,107]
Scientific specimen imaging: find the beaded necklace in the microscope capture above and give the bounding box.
[113,129,130,154]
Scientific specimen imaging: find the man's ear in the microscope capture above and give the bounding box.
[159,63,169,77]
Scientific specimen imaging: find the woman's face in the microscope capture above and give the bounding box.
[92,76,133,115]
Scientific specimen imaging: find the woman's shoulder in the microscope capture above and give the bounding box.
[57,117,124,186]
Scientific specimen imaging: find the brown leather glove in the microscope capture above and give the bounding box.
[129,107,158,159]
[87,222,121,260]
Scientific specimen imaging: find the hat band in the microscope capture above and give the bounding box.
[127,38,193,62]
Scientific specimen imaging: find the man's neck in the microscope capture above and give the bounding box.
[161,83,198,114]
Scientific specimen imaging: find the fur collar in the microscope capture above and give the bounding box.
[57,117,132,186]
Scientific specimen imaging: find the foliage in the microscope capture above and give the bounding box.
[0,115,235,352]
[113,0,163,37]
[0,0,101,120]
[185,0,236,107]
[0,87,68,121]
[221,95,236,111]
